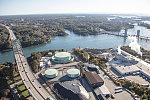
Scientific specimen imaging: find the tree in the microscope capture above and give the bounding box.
[3,89,10,97]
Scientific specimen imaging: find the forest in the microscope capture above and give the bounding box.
[0,25,11,50]
[0,14,134,50]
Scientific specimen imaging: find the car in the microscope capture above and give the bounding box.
[46,98,51,100]
[115,89,123,93]
[141,84,149,87]
[115,87,123,90]
[111,94,115,99]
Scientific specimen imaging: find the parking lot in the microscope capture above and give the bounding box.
[125,75,150,85]
[98,71,134,100]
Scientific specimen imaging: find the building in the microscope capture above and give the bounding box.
[83,63,99,73]
[53,80,89,100]
[111,64,140,76]
[84,72,104,88]
[39,62,44,68]
[111,49,150,81]
[52,52,74,63]
[99,53,111,59]
[94,85,111,97]
[67,69,80,78]
[114,55,129,63]
[45,69,58,78]
[84,48,102,54]
[48,52,53,57]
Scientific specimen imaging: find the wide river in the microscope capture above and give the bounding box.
[0,25,150,64]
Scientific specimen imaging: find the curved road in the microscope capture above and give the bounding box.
[5,25,54,100]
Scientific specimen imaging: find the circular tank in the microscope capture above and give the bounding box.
[67,69,80,78]
[45,69,58,78]
[52,52,74,63]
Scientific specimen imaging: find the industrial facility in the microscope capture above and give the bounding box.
[52,52,74,63]
[111,64,140,76]
[84,72,104,88]
[45,69,58,78]
[53,80,89,100]
[67,68,80,78]
[110,49,150,82]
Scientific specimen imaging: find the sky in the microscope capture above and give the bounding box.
[0,0,150,16]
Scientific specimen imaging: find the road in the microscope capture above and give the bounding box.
[5,25,54,100]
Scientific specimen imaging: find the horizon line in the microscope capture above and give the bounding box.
[0,12,149,17]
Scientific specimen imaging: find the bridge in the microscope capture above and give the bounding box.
[103,32,150,41]
[5,25,54,100]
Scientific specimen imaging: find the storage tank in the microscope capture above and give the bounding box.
[52,52,74,63]
[45,69,58,78]
[67,69,80,78]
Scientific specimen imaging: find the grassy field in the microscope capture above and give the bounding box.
[18,84,26,91]
[22,90,30,98]
[7,79,14,85]
[17,82,30,98]
[14,76,21,81]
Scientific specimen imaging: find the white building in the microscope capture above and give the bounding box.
[111,64,140,76]
[94,84,111,97]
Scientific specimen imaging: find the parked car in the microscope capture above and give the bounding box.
[115,87,123,90]
[115,89,123,93]
[111,94,115,99]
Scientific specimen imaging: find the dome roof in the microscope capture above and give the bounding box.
[45,69,58,76]
[67,69,80,75]
[55,52,71,58]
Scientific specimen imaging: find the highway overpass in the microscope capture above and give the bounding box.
[5,25,54,100]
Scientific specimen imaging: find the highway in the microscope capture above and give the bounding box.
[5,25,54,100]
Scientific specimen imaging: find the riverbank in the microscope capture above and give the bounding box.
[0,25,68,51]
[1,29,150,64]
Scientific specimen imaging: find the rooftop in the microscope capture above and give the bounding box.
[83,63,98,68]
[48,52,53,55]
[54,80,88,100]
[112,64,140,74]
[84,72,104,85]
[67,69,80,75]
[94,85,111,95]
[55,52,71,58]
[60,80,81,93]
[45,69,58,75]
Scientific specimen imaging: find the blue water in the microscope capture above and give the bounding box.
[0,29,150,64]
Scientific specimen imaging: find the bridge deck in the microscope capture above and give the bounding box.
[5,25,54,100]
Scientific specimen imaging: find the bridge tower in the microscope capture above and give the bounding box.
[137,30,140,38]
[124,29,128,37]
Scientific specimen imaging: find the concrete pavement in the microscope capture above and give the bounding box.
[5,25,54,100]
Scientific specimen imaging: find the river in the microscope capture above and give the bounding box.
[0,26,150,64]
